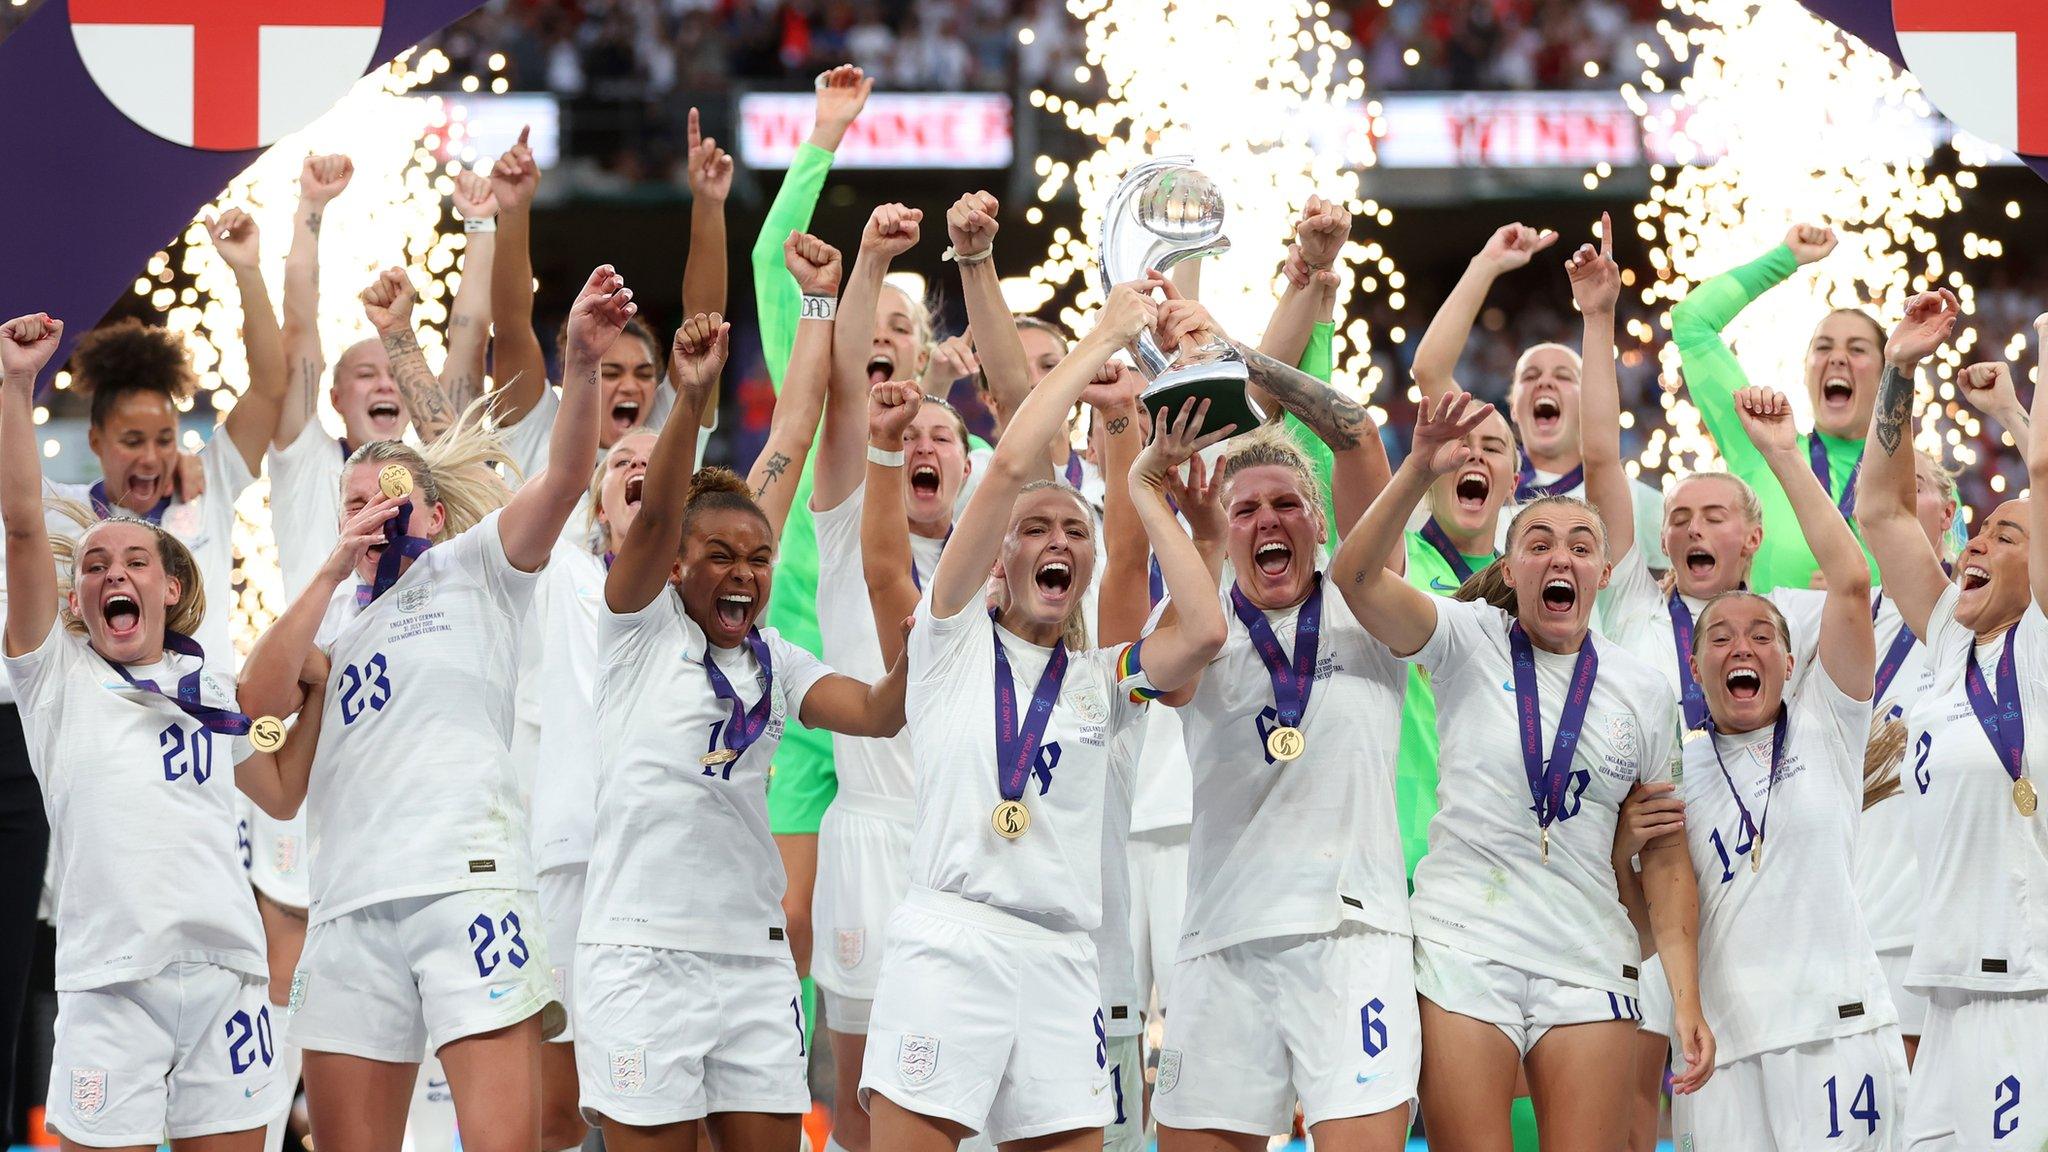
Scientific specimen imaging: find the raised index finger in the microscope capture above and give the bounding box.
[688,107,703,151]
[1599,211,1613,259]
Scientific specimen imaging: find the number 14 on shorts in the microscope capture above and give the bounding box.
[1823,1073,1879,1138]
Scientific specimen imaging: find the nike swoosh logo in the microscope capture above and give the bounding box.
[1429,577,1458,592]
[1356,1072,1385,1085]
[427,1079,448,1089]
[244,1085,267,1098]
[488,987,513,1000]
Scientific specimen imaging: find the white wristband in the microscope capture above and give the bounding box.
[462,217,498,234]
[942,244,994,266]
[801,294,837,321]
[867,444,906,468]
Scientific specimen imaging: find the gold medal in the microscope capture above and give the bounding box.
[1751,843,1761,874]
[700,748,739,767]
[378,463,414,500]
[2016,777,2039,817]
[1540,826,1550,864]
[1265,725,1306,762]
[992,799,1031,839]
[248,716,286,753]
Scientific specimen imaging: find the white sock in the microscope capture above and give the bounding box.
[262,1031,301,1152]
[403,1055,458,1152]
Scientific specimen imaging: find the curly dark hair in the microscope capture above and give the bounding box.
[72,319,197,429]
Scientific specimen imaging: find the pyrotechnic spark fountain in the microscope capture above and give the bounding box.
[1024,0,1404,412]
[1623,0,2007,510]
[123,51,480,650]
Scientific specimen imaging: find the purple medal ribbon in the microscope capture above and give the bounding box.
[1508,623,1600,841]
[1808,434,1860,520]
[1873,592,1916,703]
[1064,450,1085,490]
[1667,592,1709,731]
[1707,706,1788,864]
[991,611,1069,804]
[88,480,171,525]
[1515,453,1584,502]
[1419,518,1491,585]
[602,551,615,570]
[1963,627,2026,788]
[1228,574,1323,731]
[701,628,778,760]
[107,630,251,737]
[356,501,433,607]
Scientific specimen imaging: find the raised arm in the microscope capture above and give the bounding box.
[234,671,324,819]
[361,269,460,444]
[609,313,718,613]
[927,283,1159,620]
[1257,196,1348,370]
[205,209,286,474]
[1958,360,2032,447]
[818,203,921,510]
[1092,362,1151,648]
[500,266,631,571]
[753,65,870,385]
[1412,223,1558,401]
[1,315,62,658]
[1123,401,1232,691]
[1568,214,1634,562]
[240,495,398,724]
[2030,314,2048,613]
[1669,226,1826,470]
[799,640,909,739]
[947,191,1036,453]
[1330,392,1497,655]
[744,234,841,536]
[1855,290,1959,641]
[1740,387,1874,696]
[275,154,352,448]
[486,127,548,423]
[441,171,498,415]
[860,381,924,666]
[683,108,733,431]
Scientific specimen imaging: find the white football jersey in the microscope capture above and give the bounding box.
[530,546,607,872]
[584,593,830,957]
[812,485,947,802]
[1903,587,2048,994]
[1407,598,1682,997]
[1174,578,1409,960]
[4,627,264,990]
[904,594,1151,934]
[52,432,253,674]
[266,420,350,601]
[1128,701,1192,834]
[305,509,540,925]
[1683,665,1896,1064]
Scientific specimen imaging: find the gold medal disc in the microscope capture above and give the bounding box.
[2016,777,2039,817]
[249,716,286,753]
[1266,725,1306,762]
[992,799,1031,839]
[700,748,739,767]
[378,463,414,500]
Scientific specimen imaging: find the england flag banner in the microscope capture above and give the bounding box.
[1893,0,2048,158]
[68,0,387,151]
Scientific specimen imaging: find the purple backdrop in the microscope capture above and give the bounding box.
[0,0,486,391]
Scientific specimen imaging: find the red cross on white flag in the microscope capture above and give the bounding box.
[1895,0,2048,158]
[69,0,387,152]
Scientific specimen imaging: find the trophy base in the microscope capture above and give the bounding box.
[1140,360,1265,441]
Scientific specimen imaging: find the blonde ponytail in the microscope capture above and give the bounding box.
[1862,715,1908,811]
[346,396,514,541]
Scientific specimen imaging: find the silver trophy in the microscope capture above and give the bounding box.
[1098,156,1265,437]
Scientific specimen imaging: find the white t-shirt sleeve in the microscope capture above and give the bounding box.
[202,423,257,510]
[1408,595,1497,673]
[1638,690,1681,787]
[908,587,985,684]
[1,623,78,718]
[770,632,836,719]
[601,589,680,670]
[1804,657,1877,800]
[447,508,545,615]
[1595,543,1659,633]
[1630,479,1668,570]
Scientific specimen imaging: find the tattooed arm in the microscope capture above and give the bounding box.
[1854,290,1959,641]
[361,270,462,444]
[746,235,841,539]
[1234,341,1389,531]
[276,154,353,448]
